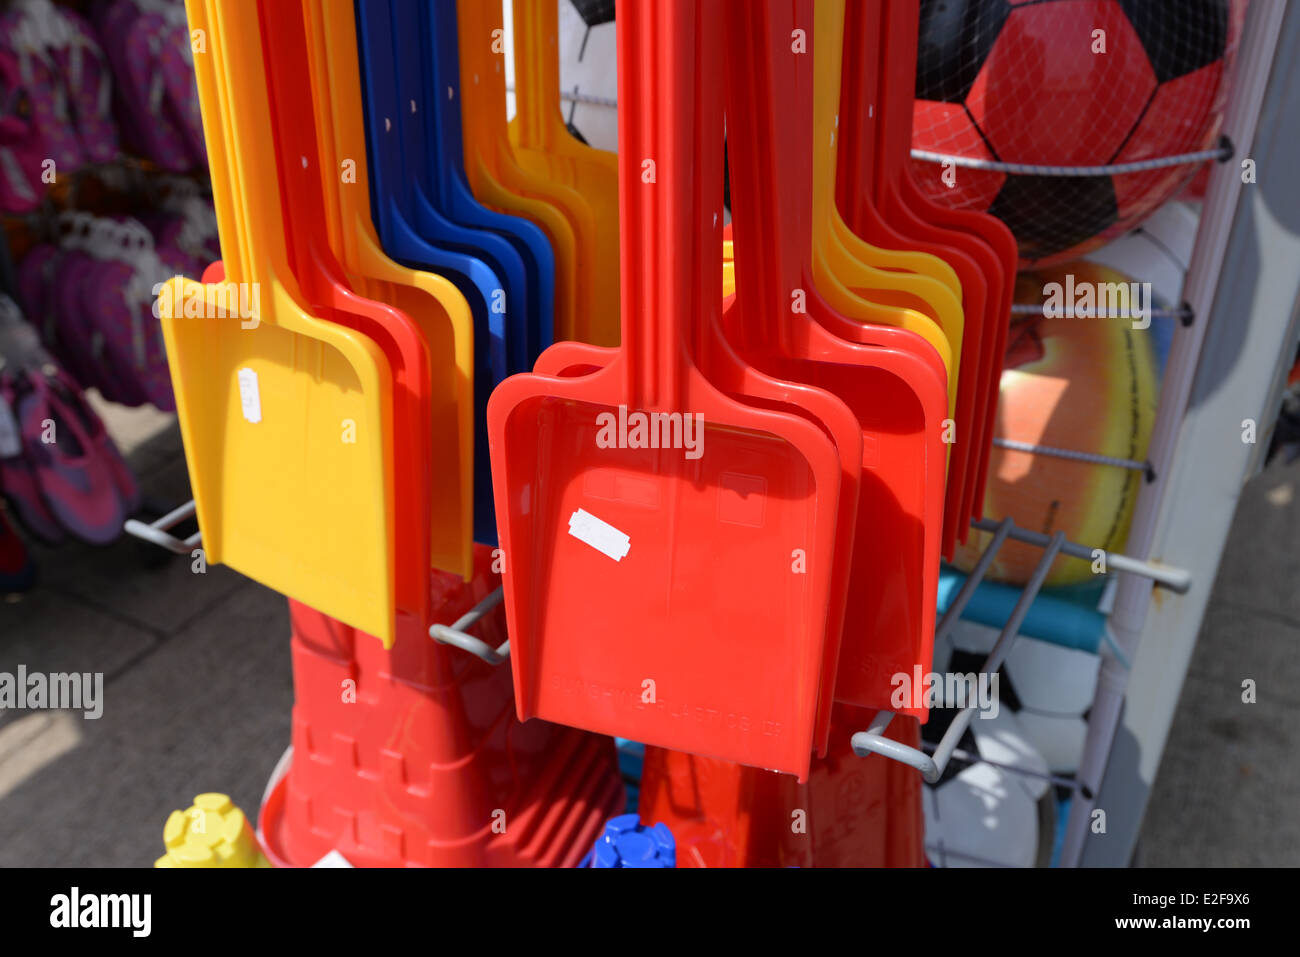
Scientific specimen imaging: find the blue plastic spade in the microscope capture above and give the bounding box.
[422,0,555,364]
[355,0,504,543]
[383,0,532,376]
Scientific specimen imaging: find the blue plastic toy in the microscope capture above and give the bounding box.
[423,0,555,365]
[386,0,532,377]
[355,0,506,543]
[579,814,676,868]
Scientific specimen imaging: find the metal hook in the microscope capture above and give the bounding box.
[429,587,509,665]
[123,500,202,555]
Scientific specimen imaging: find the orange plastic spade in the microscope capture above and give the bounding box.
[488,0,844,778]
[638,703,926,866]
[458,0,607,345]
[840,0,994,541]
[804,0,959,417]
[509,0,620,341]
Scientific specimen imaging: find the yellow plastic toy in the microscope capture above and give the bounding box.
[457,0,610,346]
[156,793,271,868]
[808,0,960,416]
[302,0,475,581]
[162,1,397,645]
[813,0,964,320]
[508,0,620,345]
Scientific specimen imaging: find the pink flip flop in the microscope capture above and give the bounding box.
[15,368,126,545]
[151,215,208,279]
[76,256,156,407]
[51,250,121,401]
[0,372,66,545]
[79,227,175,411]
[46,366,140,515]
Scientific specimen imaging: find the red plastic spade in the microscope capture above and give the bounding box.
[533,20,878,748]
[875,0,1016,518]
[723,0,948,721]
[843,0,1015,530]
[488,0,845,778]
[532,293,866,754]
[831,0,990,553]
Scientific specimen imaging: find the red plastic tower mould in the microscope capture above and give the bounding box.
[637,703,925,867]
[258,545,625,867]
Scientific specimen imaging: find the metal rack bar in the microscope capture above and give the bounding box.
[505,83,618,109]
[1007,303,1193,322]
[923,844,1019,868]
[938,518,1014,641]
[124,505,516,665]
[122,500,201,555]
[970,518,1190,593]
[923,742,1080,791]
[910,141,1232,177]
[991,438,1150,475]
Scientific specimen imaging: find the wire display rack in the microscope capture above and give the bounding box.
[125,0,1300,868]
[849,520,1182,784]
[1067,0,1300,866]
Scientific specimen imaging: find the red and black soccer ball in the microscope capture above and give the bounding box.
[911,0,1245,267]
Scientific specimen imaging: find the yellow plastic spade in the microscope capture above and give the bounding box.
[185,1,245,278]
[813,0,963,324]
[302,0,474,580]
[508,0,619,344]
[457,0,608,345]
[809,0,959,415]
[509,0,618,190]
[161,1,397,644]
